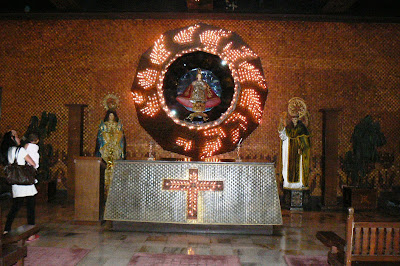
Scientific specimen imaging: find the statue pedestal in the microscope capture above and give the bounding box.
[283,189,310,211]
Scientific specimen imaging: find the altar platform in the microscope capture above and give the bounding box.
[104,160,282,234]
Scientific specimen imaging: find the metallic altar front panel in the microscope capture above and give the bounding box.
[104,161,282,225]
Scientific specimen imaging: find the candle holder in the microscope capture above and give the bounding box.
[148,140,155,160]
[236,140,242,162]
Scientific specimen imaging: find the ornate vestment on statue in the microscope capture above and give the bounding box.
[95,94,125,198]
[176,69,221,121]
[97,120,125,163]
[279,121,310,188]
[96,119,125,197]
[176,80,221,109]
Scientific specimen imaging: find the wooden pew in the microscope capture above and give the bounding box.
[317,207,400,265]
[0,192,40,266]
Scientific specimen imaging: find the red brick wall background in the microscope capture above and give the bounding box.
[0,19,399,196]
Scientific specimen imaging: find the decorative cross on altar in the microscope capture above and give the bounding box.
[162,168,224,219]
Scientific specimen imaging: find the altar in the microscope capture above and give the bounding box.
[104,160,282,232]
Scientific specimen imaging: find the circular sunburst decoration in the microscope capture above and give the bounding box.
[131,23,268,160]
[288,97,307,118]
[102,93,120,111]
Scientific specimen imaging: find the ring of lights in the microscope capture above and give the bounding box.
[131,23,268,160]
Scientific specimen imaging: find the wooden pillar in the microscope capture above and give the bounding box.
[65,104,87,201]
[0,87,3,120]
[319,108,342,209]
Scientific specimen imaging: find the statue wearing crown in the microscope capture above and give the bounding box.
[176,68,221,122]
[95,94,126,198]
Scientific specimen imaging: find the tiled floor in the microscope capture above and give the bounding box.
[2,196,349,266]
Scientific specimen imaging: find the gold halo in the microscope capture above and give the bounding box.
[288,97,307,118]
[102,94,120,111]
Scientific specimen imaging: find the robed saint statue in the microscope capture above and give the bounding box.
[278,97,311,189]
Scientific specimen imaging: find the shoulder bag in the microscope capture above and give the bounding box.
[4,148,36,185]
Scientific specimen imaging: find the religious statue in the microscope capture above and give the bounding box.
[95,94,126,198]
[176,68,221,122]
[278,97,311,189]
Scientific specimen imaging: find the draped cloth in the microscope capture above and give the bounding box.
[279,121,310,189]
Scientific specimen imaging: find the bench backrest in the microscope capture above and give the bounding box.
[346,207,400,265]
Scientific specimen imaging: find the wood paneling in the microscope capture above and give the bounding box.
[74,157,105,223]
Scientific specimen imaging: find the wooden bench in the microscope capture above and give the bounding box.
[0,192,40,266]
[317,207,400,265]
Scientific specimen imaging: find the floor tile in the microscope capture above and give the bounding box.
[0,197,357,266]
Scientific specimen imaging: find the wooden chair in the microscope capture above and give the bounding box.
[317,207,400,265]
[0,192,40,266]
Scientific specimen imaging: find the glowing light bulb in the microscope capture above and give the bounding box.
[173,25,200,44]
[239,88,263,123]
[221,43,258,65]
[200,29,231,54]
[140,94,160,117]
[137,68,159,90]
[150,35,171,65]
[238,62,267,90]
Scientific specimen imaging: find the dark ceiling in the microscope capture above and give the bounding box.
[1,0,400,19]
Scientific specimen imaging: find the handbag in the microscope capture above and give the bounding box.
[4,148,36,185]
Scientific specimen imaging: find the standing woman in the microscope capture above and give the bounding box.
[1,130,38,241]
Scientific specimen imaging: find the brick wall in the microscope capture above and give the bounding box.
[0,19,399,196]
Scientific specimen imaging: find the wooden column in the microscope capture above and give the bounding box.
[74,157,105,224]
[319,108,341,209]
[0,87,3,120]
[65,104,87,201]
